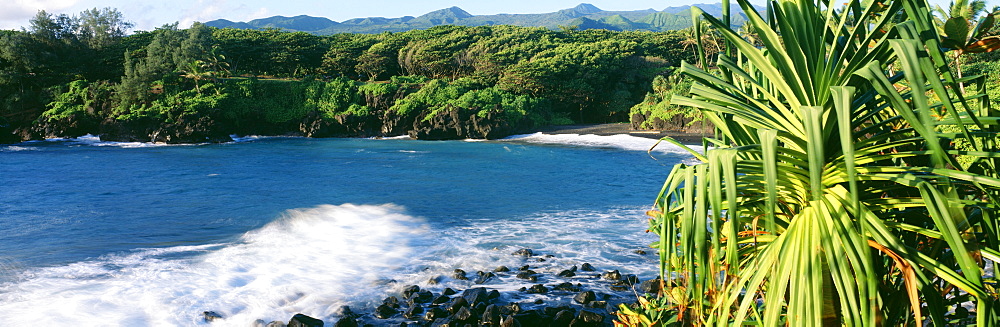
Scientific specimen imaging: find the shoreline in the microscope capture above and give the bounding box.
[529,123,709,144]
[204,248,659,326]
[2,123,712,146]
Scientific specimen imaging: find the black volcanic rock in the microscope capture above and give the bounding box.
[557,269,576,278]
[299,111,379,138]
[403,305,424,320]
[447,297,469,314]
[288,313,324,327]
[452,305,474,322]
[203,311,223,322]
[98,112,232,144]
[408,105,528,140]
[375,303,399,319]
[573,291,596,304]
[602,270,622,281]
[424,307,447,321]
[500,315,522,327]
[512,249,534,257]
[432,294,450,305]
[33,112,98,139]
[573,309,605,325]
[482,304,502,325]
[402,285,421,299]
[334,317,358,327]
[462,287,491,305]
[0,122,23,144]
[526,284,548,294]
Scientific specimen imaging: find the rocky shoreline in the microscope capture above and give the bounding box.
[0,120,707,146]
[202,248,661,327]
[0,105,535,145]
[0,105,707,145]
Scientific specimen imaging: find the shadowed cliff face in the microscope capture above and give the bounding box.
[7,104,534,144]
[409,106,531,140]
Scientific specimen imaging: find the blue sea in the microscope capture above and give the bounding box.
[0,133,698,326]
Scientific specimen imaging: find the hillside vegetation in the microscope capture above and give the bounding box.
[0,8,697,143]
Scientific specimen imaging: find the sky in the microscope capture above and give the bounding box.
[0,0,982,32]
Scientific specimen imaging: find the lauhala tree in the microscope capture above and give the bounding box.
[935,0,1000,92]
[638,0,1000,325]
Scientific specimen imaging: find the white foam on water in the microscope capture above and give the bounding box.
[503,132,704,156]
[343,207,660,309]
[229,135,306,143]
[230,135,266,143]
[0,204,427,326]
[0,146,37,152]
[375,135,412,140]
[0,204,658,326]
[41,134,178,148]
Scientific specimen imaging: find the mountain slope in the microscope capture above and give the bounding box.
[204,2,760,34]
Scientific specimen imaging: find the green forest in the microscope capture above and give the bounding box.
[0,8,701,143]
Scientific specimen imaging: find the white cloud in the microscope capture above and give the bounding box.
[0,0,80,30]
[177,0,271,27]
[179,0,227,27]
[244,7,271,21]
[118,3,162,31]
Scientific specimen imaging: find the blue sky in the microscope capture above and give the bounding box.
[0,0,982,32]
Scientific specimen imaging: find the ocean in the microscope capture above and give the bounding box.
[0,133,698,326]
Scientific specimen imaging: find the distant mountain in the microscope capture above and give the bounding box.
[662,3,752,17]
[204,3,762,34]
[557,3,605,17]
[600,15,638,30]
[412,6,473,25]
[247,15,339,31]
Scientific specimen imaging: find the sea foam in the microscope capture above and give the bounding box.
[0,203,657,326]
[503,132,704,156]
[0,204,427,326]
[40,134,175,148]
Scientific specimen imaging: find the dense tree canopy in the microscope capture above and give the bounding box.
[1,7,700,142]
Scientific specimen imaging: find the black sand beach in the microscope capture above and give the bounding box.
[532,123,709,144]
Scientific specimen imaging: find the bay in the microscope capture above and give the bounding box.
[0,133,694,325]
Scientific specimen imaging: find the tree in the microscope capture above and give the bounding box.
[0,31,54,121]
[935,0,1000,92]
[320,33,378,79]
[635,0,1000,325]
[77,7,133,49]
[269,31,326,77]
[26,10,77,43]
[180,60,210,93]
[116,22,216,108]
[678,20,721,68]
[354,33,408,81]
[499,40,644,123]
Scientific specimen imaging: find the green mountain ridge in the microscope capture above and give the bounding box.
[204,2,759,34]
